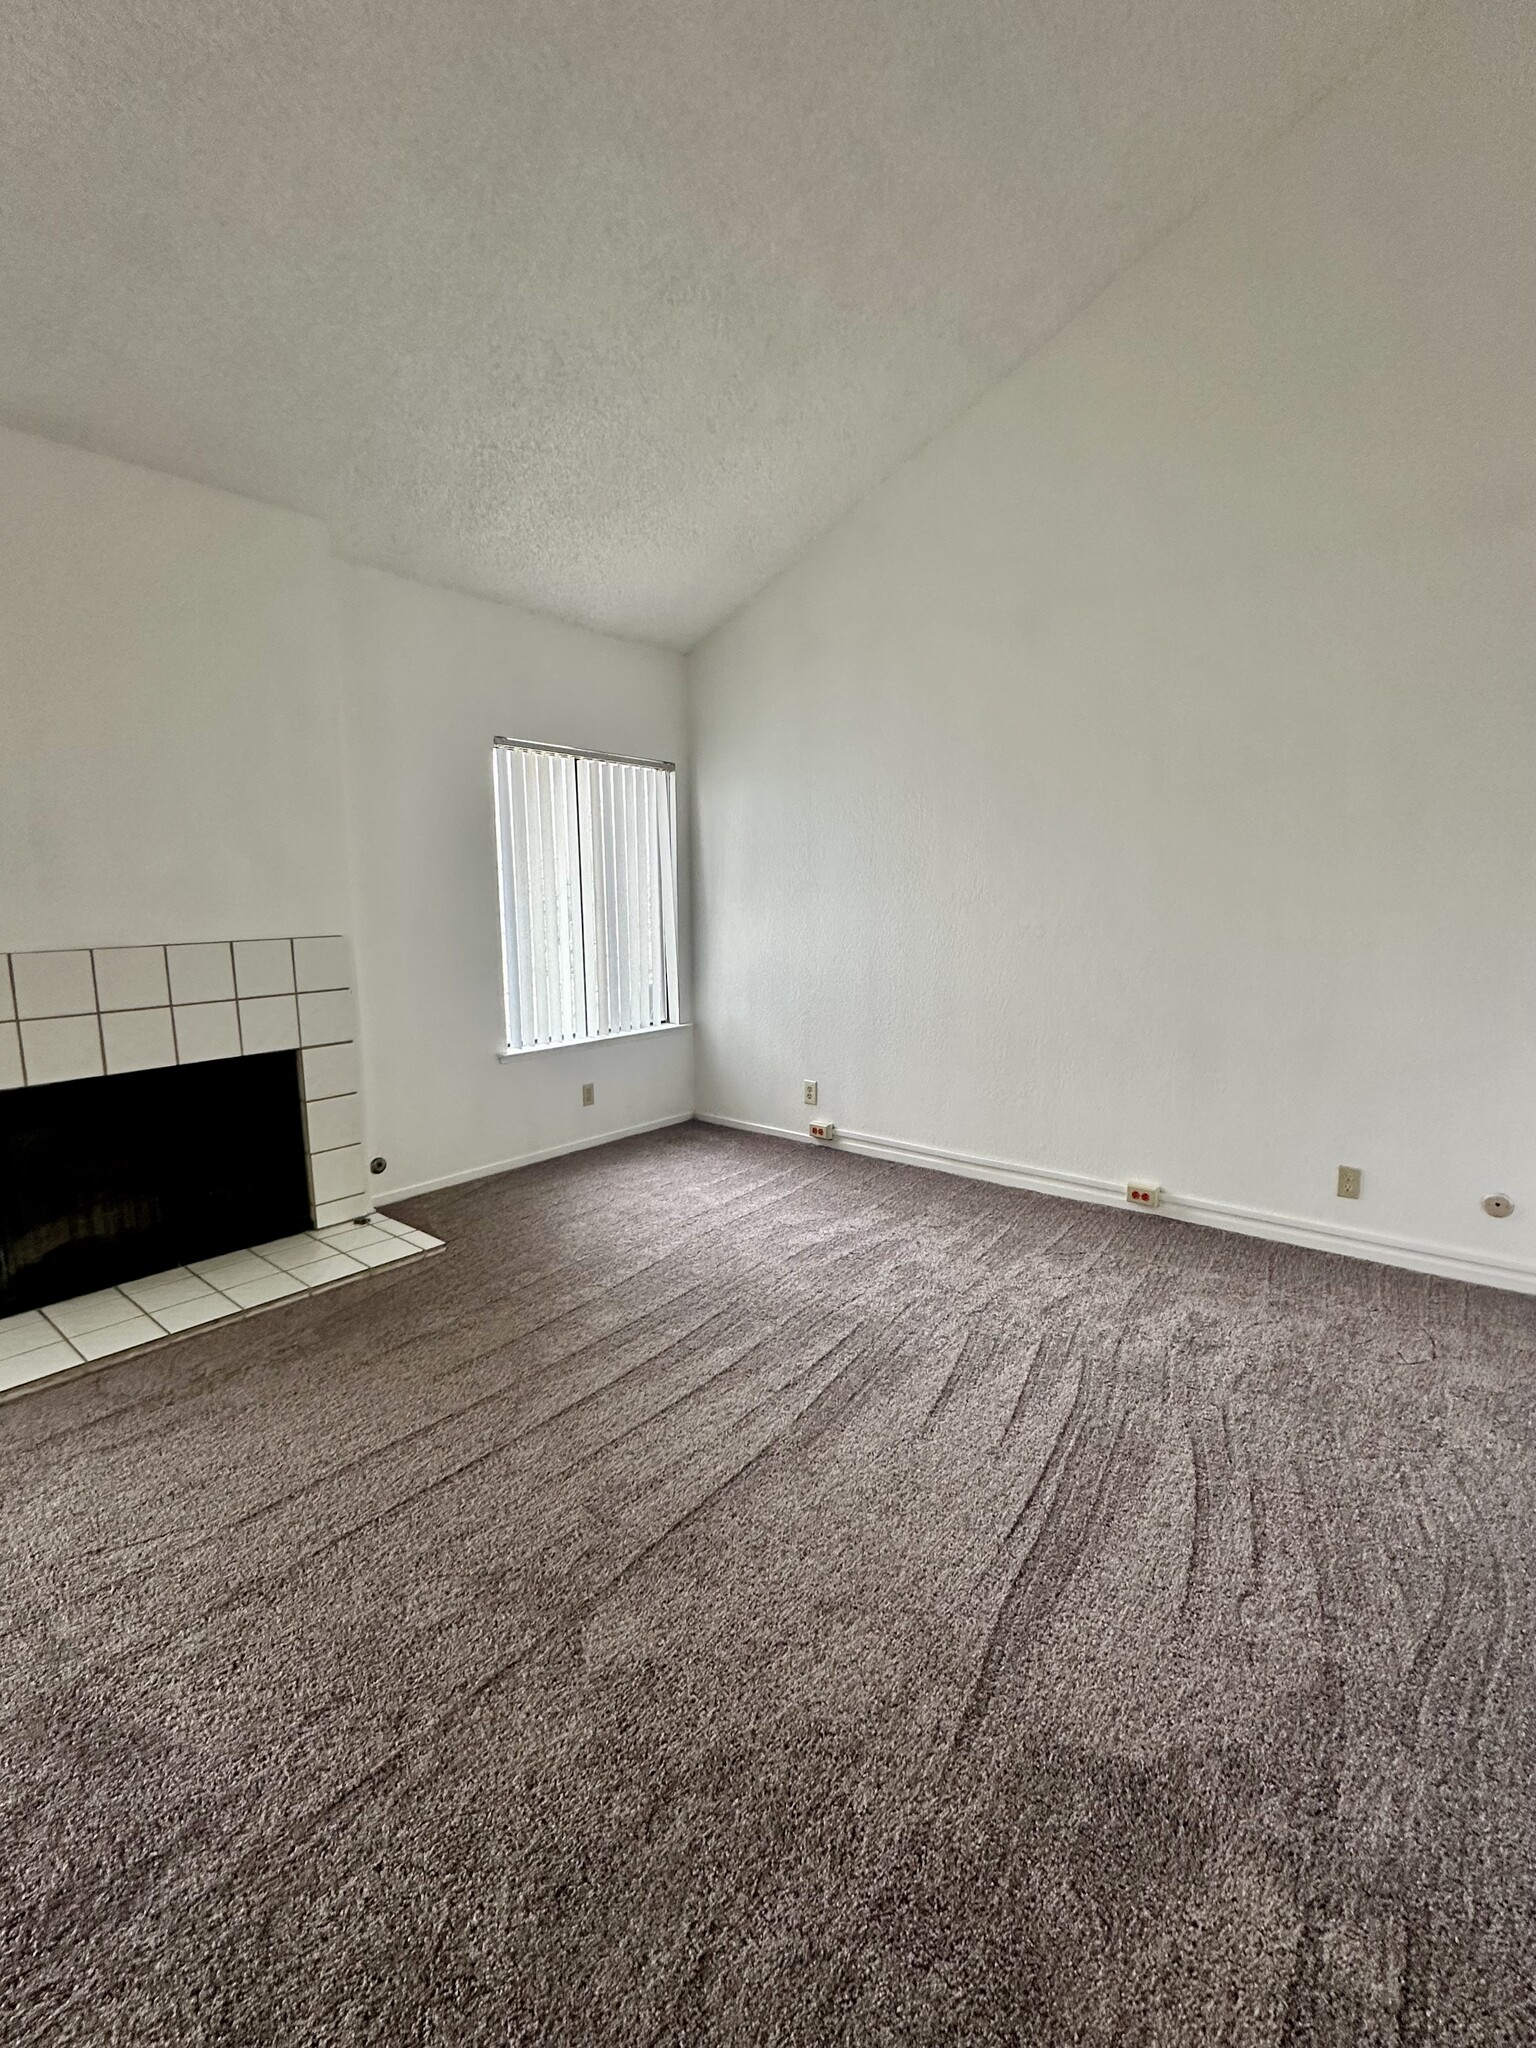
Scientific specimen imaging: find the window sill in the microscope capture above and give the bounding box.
[496,1022,692,1062]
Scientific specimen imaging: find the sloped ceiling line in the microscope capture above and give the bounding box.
[0,0,1420,648]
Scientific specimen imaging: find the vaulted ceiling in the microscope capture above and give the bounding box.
[0,0,1419,647]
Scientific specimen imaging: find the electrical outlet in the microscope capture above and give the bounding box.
[809,1120,834,1142]
[803,1080,818,1106]
[1336,1164,1361,1200]
[1127,1182,1161,1209]
[581,1082,595,1108]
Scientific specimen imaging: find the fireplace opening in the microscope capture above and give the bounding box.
[0,1052,313,1318]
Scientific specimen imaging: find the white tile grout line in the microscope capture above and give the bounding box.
[8,999,348,1019]
[0,1217,445,1403]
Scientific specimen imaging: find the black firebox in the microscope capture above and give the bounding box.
[0,1051,312,1317]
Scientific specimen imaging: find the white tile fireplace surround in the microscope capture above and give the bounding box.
[0,933,453,1402]
[1,935,367,1225]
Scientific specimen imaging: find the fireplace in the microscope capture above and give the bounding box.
[1,935,370,1322]
[0,1052,313,1317]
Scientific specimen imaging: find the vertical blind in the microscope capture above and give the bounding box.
[493,740,679,1051]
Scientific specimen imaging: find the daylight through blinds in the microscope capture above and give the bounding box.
[494,742,679,1051]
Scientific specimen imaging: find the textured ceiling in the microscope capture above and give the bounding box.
[0,0,1420,648]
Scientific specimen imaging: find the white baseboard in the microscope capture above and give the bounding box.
[380,1112,694,1204]
[696,1112,1536,1297]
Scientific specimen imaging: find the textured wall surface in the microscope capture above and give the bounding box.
[0,0,1416,646]
[690,0,1536,1277]
[336,562,692,1202]
[0,426,349,954]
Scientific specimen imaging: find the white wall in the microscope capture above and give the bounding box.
[690,0,1536,1286]
[1,425,693,1204]
[336,564,692,1202]
[0,425,350,950]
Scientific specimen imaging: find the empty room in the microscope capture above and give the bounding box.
[2,0,1533,2040]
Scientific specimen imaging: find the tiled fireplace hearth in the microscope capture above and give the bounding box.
[0,1212,442,1396]
[0,936,444,1400]
[1,936,367,1225]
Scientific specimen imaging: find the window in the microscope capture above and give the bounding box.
[492,738,679,1052]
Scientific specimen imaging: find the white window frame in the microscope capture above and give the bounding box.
[492,737,681,1056]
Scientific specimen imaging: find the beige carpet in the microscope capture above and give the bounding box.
[2,1122,1533,2044]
